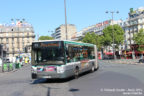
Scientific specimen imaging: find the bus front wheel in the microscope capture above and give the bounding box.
[95,66,99,71]
[31,73,37,79]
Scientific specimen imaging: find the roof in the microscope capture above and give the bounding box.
[32,40,95,47]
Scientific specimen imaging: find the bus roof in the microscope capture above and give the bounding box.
[32,40,95,47]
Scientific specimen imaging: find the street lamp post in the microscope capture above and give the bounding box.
[106,11,119,59]
[1,44,3,72]
[128,18,135,59]
[64,0,68,40]
[48,31,54,39]
[48,31,54,36]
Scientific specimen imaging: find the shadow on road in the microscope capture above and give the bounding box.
[69,88,80,92]
[31,77,74,84]
[30,70,97,84]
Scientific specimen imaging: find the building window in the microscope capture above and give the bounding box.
[27,37,30,43]
[1,38,3,43]
[12,32,14,37]
[6,33,8,36]
[6,38,9,44]
[22,38,24,42]
[27,32,29,36]
[23,43,25,48]
[12,48,14,52]
[7,48,9,52]
[12,38,14,43]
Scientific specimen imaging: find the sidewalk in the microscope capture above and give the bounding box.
[0,66,2,73]
[0,63,30,74]
[100,59,144,65]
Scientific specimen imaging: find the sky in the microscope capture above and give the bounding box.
[0,0,144,39]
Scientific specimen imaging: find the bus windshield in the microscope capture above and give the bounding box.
[32,41,65,65]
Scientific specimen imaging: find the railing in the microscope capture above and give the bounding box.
[0,35,35,38]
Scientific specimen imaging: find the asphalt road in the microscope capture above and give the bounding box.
[0,60,144,96]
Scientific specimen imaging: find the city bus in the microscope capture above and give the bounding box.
[31,40,99,79]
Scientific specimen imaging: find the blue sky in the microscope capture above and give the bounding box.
[0,0,144,38]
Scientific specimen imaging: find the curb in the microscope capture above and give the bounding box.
[100,60,144,65]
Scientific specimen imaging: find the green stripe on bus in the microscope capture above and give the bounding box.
[64,41,94,47]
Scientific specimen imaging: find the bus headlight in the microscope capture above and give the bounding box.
[31,66,37,73]
[57,66,65,73]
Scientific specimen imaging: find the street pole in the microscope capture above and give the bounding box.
[48,31,54,36]
[37,33,39,41]
[64,0,68,40]
[128,18,135,59]
[1,45,3,72]
[111,12,116,59]
[106,11,119,59]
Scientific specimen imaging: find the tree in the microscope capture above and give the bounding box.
[38,36,54,40]
[102,24,124,49]
[82,32,103,50]
[133,29,144,52]
[82,32,93,43]
[130,8,134,13]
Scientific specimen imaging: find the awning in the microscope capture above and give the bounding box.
[126,51,132,55]
[104,52,113,55]
[135,51,144,54]
[127,51,144,54]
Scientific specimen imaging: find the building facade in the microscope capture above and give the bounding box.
[0,20,35,58]
[82,20,112,36]
[52,24,77,40]
[123,7,144,50]
[80,20,123,36]
[77,20,123,52]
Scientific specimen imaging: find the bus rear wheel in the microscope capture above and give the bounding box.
[91,64,95,72]
[95,66,99,71]
[74,68,79,79]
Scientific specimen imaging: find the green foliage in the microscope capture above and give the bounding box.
[82,32,93,43]
[130,8,134,13]
[82,25,124,50]
[102,24,124,48]
[133,29,144,51]
[82,32,103,50]
[39,36,54,40]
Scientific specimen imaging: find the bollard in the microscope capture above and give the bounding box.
[15,63,21,69]
[15,63,19,69]
[9,63,13,71]
[19,63,21,68]
[3,63,8,72]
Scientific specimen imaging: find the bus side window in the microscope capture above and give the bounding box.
[66,45,72,63]
[79,53,83,60]
[87,47,94,59]
[91,48,95,59]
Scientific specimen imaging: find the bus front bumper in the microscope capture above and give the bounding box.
[32,72,68,79]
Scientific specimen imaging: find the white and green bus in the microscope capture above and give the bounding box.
[31,40,99,79]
